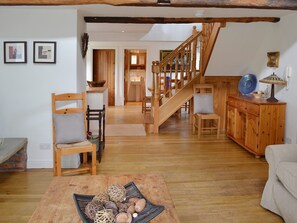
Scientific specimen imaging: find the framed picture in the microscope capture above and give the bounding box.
[160,50,188,71]
[4,41,27,63]
[33,41,56,63]
[160,50,172,61]
[267,51,279,68]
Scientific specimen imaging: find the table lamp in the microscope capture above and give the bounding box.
[259,72,286,102]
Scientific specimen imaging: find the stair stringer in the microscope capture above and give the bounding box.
[158,74,200,126]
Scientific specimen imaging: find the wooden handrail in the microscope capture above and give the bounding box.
[199,23,222,83]
[159,27,200,67]
[152,26,201,100]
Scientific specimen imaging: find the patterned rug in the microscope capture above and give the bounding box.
[105,124,146,136]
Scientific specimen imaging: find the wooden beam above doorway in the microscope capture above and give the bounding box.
[84,16,280,24]
[0,0,297,10]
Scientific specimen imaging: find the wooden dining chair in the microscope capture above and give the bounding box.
[52,92,96,176]
[192,84,220,139]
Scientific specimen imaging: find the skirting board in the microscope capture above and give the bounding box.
[27,154,80,168]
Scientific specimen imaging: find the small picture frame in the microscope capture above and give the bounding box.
[33,41,56,63]
[267,51,279,68]
[4,41,27,63]
[160,49,187,71]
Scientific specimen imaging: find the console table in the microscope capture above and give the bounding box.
[226,95,286,158]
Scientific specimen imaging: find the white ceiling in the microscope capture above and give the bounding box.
[74,4,294,18]
[75,4,294,40]
[3,4,295,41]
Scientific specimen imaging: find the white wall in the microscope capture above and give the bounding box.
[257,13,297,144]
[207,12,297,144]
[0,8,83,168]
[206,22,276,76]
[86,41,182,106]
[77,11,87,92]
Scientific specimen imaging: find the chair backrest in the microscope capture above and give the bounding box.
[193,84,215,114]
[51,92,87,144]
[193,84,214,95]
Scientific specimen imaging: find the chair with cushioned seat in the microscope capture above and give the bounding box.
[192,84,220,139]
[51,92,96,176]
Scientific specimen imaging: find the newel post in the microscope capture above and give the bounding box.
[191,26,198,79]
[152,61,160,133]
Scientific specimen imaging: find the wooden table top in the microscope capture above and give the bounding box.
[28,174,180,223]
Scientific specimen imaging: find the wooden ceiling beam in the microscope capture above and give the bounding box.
[84,17,280,24]
[0,0,297,10]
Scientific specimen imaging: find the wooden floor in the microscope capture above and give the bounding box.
[0,103,283,223]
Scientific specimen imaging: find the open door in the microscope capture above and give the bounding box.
[93,49,115,106]
[124,49,147,103]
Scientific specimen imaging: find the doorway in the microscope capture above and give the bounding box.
[93,49,115,106]
[124,49,147,105]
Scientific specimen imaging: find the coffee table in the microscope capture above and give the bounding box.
[28,174,180,223]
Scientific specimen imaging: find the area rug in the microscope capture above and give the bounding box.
[106,124,146,136]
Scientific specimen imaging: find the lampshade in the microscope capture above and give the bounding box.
[259,72,286,85]
[259,72,286,102]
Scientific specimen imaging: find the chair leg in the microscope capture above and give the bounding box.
[217,117,220,139]
[56,149,62,176]
[198,117,202,139]
[83,152,88,165]
[193,116,197,134]
[91,144,97,175]
[142,99,145,113]
[53,148,57,176]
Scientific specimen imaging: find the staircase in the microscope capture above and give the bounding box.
[150,23,223,133]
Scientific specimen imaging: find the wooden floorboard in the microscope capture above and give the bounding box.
[0,104,283,223]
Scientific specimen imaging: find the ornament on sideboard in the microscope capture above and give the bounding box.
[81,33,89,58]
[259,72,286,102]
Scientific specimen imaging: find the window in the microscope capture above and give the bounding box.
[130,53,146,69]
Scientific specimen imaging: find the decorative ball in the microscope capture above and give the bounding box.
[105,201,118,216]
[116,202,128,213]
[116,212,132,223]
[127,205,135,214]
[107,184,127,203]
[135,198,146,212]
[85,201,104,220]
[93,192,110,204]
[128,197,139,204]
[94,209,115,223]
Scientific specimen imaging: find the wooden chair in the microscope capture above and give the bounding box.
[52,92,96,176]
[193,84,220,139]
[86,105,106,163]
[142,96,152,113]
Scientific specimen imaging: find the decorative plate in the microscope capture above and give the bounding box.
[238,74,257,95]
[73,182,165,223]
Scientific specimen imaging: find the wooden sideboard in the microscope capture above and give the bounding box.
[226,95,286,158]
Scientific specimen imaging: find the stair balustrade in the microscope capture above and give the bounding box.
[151,23,222,133]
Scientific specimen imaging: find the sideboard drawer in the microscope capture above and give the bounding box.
[236,100,247,112]
[228,98,236,107]
[247,103,260,116]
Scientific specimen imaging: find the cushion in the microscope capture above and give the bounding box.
[276,161,297,199]
[193,93,214,114]
[56,140,91,149]
[53,113,86,144]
